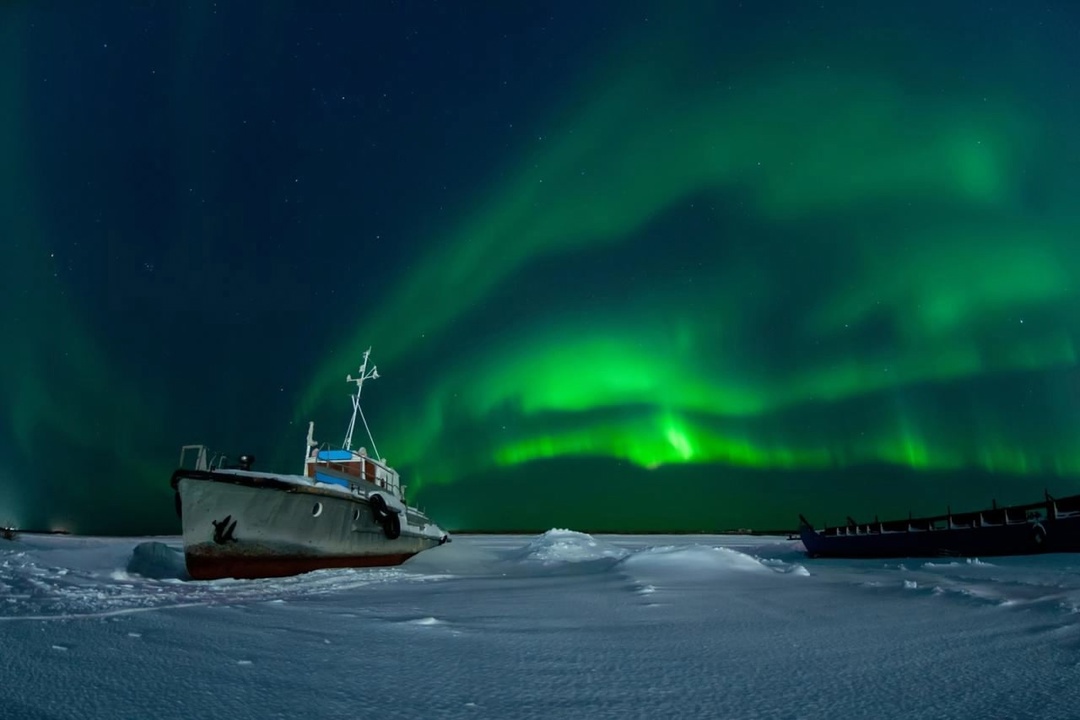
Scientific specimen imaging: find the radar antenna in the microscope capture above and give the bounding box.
[343,347,381,458]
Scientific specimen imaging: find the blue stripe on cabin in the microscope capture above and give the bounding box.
[317,450,355,461]
[314,471,351,488]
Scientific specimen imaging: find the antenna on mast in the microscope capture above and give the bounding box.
[343,347,381,458]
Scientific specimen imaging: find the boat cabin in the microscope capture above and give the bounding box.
[304,445,402,497]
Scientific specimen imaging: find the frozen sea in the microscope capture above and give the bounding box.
[3,531,1080,719]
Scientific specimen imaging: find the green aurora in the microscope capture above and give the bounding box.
[0,11,164,532]
[3,3,1080,533]
[299,6,1080,524]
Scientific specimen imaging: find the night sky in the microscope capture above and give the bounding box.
[3,2,1080,535]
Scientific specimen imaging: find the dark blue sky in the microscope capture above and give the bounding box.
[3,2,1080,533]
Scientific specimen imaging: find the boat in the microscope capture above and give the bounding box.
[798,491,1080,559]
[170,348,449,580]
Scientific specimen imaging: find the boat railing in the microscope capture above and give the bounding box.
[803,491,1068,536]
[178,445,248,474]
[307,446,403,498]
[179,445,210,471]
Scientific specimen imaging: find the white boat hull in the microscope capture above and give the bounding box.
[174,471,445,580]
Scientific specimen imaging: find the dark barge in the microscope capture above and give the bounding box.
[799,491,1080,559]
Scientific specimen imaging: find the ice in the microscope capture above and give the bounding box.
[622,543,776,576]
[922,557,996,569]
[5,531,1080,718]
[124,541,190,580]
[515,528,630,565]
[0,535,432,621]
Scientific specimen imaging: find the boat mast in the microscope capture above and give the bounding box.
[343,347,381,459]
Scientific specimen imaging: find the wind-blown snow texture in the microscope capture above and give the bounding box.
[3,531,1080,719]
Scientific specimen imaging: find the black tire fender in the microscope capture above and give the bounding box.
[384,512,401,540]
[369,493,390,522]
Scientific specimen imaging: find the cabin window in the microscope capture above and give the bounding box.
[312,502,323,518]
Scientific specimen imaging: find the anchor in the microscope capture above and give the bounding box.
[212,515,238,544]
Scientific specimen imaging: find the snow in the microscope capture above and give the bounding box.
[515,528,630,565]
[4,532,1080,718]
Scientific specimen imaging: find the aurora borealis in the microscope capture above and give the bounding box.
[3,2,1080,534]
